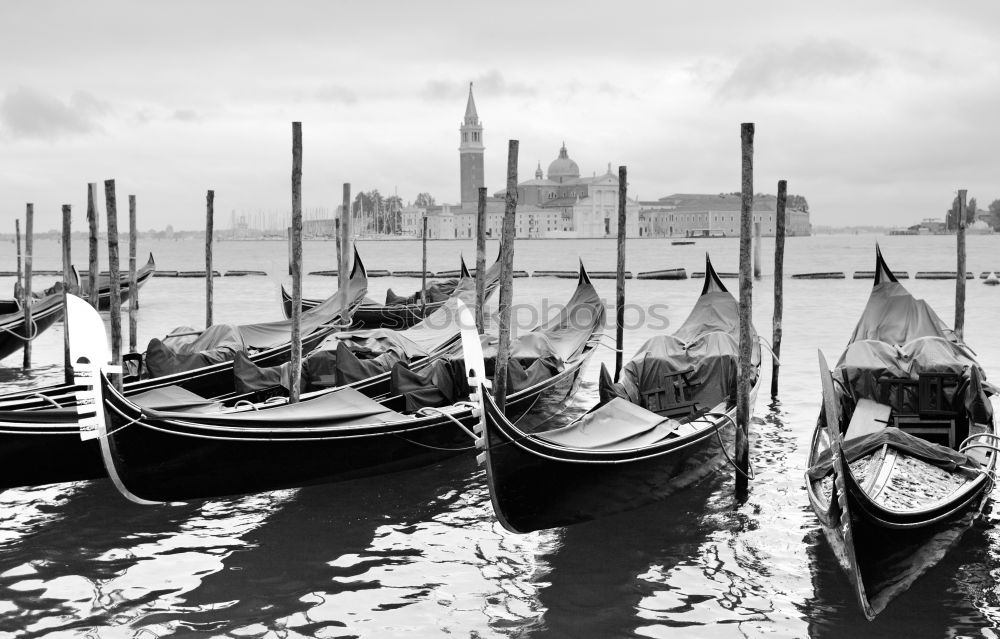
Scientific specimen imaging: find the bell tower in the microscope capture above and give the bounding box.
[459,82,484,205]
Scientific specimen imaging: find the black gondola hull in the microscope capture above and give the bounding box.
[481,378,756,534]
[99,352,590,502]
[0,294,65,362]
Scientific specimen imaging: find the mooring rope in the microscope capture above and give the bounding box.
[702,411,755,481]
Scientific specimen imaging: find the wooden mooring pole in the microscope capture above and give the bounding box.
[87,183,100,310]
[771,180,786,397]
[421,216,428,316]
[753,221,762,280]
[62,204,73,383]
[475,186,487,333]
[14,219,22,304]
[289,123,304,403]
[334,216,342,286]
[736,123,755,497]
[104,180,123,389]
[128,195,138,353]
[206,190,215,328]
[614,165,627,382]
[956,189,967,340]
[340,183,351,323]
[494,140,519,412]
[22,204,33,368]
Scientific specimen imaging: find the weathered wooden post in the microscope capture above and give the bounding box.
[475,186,488,333]
[736,123,755,497]
[206,190,215,328]
[956,189,967,339]
[494,140,519,412]
[62,204,73,383]
[334,216,342,284]
[105,180,123,389]
[87,183,100,310]
[753,221,762,280]
[128,195,138,353]
[340,183,351,323]
[14,219,22,304]
[771,180,786,397]
[22,204,33,368]
[289,122,304,403]
[421,215,428,316]
[614,165,627,381]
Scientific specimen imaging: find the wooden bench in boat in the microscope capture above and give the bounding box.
[876,373,960,448]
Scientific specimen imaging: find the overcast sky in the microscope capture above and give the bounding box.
[2,1,998,232]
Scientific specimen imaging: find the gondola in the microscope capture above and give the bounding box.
[280,252,495,329]
[805,246,999,620]
[470,255,762,533]
[77,252,157,310]
[85,262,605,503]
[0,270,80,362]
[0,253,367,491]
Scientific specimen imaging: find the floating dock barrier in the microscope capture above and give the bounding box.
[393,270,436,278]
[853,270,909,279]
[224,270,268,277]
[914,271,974,280]
[636,268,687,280]
[691,271,739,279]
[153,271,179,278]
[792,272,845,279]
[176,270,221,278]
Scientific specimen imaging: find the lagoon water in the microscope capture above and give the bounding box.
[1,233,999,638]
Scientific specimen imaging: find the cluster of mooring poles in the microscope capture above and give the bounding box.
[14,182,142,391]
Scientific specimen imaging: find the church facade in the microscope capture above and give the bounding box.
[403,84,641,239]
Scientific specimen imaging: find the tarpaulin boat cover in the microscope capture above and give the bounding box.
[602,290,760,413]
[836,278,993,423]
[145,324,247,378]
[144,385,404,427]
[384,279,456,306]
[847,280,958,346]
[537,397,681,451]
[395,276,606,410]
[145,265,368,378]
[806,426,980,481]
[834,337,992,423]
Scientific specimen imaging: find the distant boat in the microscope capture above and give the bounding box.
[671,240,695,245]
[985,272,999,286]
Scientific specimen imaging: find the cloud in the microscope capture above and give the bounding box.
[717,39,880,99]
[0,87,111,140]
[315,84,358,104]
[422,70,537,101]
[172,108,201,122]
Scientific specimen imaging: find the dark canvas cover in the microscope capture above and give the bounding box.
[147,261,368,379]
[837,270,993,423]
[847,280,957,346]
[146,385,404,427]
[602,288,760,413]
[145,324,246,378]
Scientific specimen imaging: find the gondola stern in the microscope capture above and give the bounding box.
[702,253,729,295]
[577,259,593,286]
[874,244,898,285]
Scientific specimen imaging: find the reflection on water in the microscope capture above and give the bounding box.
[1,235,1000,637]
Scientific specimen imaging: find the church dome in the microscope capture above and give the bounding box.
[547,142,580,183]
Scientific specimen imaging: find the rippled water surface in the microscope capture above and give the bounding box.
[2,233,1000,637]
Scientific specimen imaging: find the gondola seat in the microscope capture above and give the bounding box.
[640,369,700,419]
[844,398,891,441]
[876,373,959,448]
